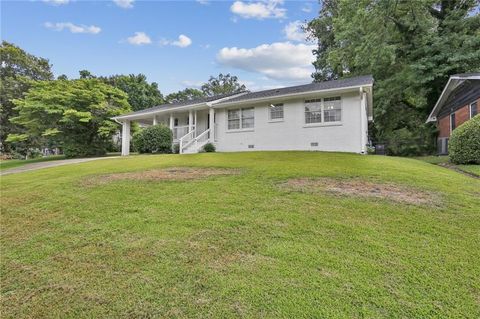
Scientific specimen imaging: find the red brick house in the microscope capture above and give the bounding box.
[427,73,479,154]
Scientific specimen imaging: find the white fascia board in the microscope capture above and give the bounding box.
[212,84,373,109]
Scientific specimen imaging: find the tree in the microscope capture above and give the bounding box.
[7,79,131,158]
[0,41,53,153]
[165,88,205,103]
[102,74,164,111]
[201,73,246,96]
[306,0,480,155]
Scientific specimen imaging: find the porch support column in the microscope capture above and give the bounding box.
[359,88,367,154]
[152,114,157,125]
[121,120,130,156]
[209,108,215,142]
[188,110,193,133]
[169,114,174,130]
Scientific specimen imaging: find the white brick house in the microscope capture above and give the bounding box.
[112,75,374,155]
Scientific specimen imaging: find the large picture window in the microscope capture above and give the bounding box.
[228,107,255,130]
[305,97,342,124]
[269,103,284,120]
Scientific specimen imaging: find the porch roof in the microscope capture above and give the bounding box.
[112,91,247,121]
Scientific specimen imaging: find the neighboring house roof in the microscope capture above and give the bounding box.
[215,75,374,106]
[427,73,480,123]
[112,75,374,121]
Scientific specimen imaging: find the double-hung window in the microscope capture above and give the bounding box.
[305,97,342,124]
[305,99,322,124]
[269,103,284,121]
[470,101,478,118]
[323,97,342,122]
[228,107,254,130]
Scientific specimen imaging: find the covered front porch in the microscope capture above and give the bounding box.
[117,105,216,155]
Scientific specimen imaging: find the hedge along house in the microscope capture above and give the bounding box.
[427,73,480,155]
[112,75,374,155]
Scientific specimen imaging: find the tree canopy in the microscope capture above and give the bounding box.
[165,88,205,103]
[7,79,131,157]
[0,41,53,153]
[201,73,247,96]
[307,0,480,155]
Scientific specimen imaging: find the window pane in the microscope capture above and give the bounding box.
[305,100,322,123]
[228,119,240,130]
[241,108,254,128]
[324,97,341,122]
[228,109,240,120]
[270,104,284,120]
[471,102,478,117]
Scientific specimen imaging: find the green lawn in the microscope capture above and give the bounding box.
[1,152,479,318]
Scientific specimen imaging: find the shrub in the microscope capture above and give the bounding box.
[202,142,216,153]
[449,115,480,164]
[132,125,173,154]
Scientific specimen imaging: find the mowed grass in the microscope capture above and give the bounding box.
[1,151,479,318]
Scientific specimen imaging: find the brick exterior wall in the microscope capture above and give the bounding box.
[437,97,479,138]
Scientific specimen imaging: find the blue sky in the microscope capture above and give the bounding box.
[2,0,318,94]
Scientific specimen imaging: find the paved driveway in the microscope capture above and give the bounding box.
[1,156,120,176]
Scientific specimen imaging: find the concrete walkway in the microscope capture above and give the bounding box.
[1,156,120,176]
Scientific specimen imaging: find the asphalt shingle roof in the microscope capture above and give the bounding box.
[215,75,374,105]
[114,75,373,118]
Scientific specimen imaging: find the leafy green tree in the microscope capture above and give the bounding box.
[102,74,164,111]
[201,73,247,96]
[307,0,480,155]
[7,79,131,158]
[165,88,205,103]
[0,41,53,153]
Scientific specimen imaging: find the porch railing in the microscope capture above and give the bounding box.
[180,128,210,154]
[173,125,195,140]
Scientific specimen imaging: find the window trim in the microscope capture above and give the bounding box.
[268,103,284,122]
[470,101,478,119]
[304,96,342,126]
[450,112,456,133]
[227,107,255,131]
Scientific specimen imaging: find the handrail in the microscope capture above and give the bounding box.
[179,129,195,154]
[181,128,210,154]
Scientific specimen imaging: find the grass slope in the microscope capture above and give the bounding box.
[1,152,479,318]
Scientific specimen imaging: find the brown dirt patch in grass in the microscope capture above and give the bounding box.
[281,178,438,206]
[82,167,240,186]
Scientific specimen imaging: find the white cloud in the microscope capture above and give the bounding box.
[196,0,210,5]
[43,0,70,5]
[172,34,192,48]
[217,42,316,81]
[284,20,307,42]
[230,0,286,20]
[126,32,151,45]
[113,0,134,9]
[44,22,101,34]
[160,34,192,48]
